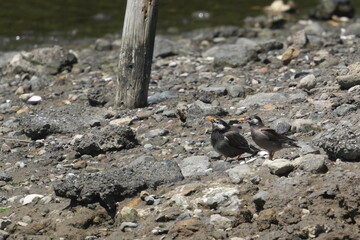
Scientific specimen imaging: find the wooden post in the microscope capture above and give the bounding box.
[115,0,159,108]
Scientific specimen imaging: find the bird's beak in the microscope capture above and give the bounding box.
[206,116,215,122]
[238,117,247,122]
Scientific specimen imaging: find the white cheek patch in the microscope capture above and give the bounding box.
[214,123,226,130]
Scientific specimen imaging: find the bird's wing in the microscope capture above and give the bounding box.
[224,131,250,150]
[259,127,282,141]
[260,127,299,145]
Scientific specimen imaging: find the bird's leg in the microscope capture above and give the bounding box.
[269,151,274,160]
[236,155,246,163]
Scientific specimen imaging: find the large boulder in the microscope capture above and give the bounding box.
[309,0,355,20]
[20,105,104,140]
[236,92,287,108]
[73,125,138,156]
[336,62,360,89]
[54,155,184,212]
[312,122,360,161]
[4,46,77,76]
[202,39,259,67]
[153,37,179,58]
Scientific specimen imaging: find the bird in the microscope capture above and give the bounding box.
[206,116,259,160]
[239,115,300,160]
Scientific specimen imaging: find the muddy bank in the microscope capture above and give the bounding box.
[0,2,360,239]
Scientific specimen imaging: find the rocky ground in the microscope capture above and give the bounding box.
[0,3,360,240]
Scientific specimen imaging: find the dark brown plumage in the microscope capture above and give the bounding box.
[240,115,300,160]
[206,116,259,160]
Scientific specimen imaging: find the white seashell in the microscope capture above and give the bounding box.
[27,95,42,104]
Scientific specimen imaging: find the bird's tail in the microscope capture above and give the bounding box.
[282,138,301,148]
[248,144,261,156]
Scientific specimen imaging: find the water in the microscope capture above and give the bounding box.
[0,0,358,50]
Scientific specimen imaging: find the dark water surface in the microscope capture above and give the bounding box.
[0,0,358,50]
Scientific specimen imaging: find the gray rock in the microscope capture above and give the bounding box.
[227,85,245,98]
[20,105,105,140]
[291,119,319,133]
[162,110,176,118]
[0,230,9,240]
[183,26,243,42]
[288,29,309,48]
[237,93,287,107]
[145,129,169,138]
[258,40,283,52]
[148,91,177,105]
[87,87,111,106]
[95,38,112,51]
[309,0,355,20]
[0,219,11,230]
[293,154,328,173]
[40,196,52,204]
[336,62,360,89]
[21,216,33,224]
[0,172,12,182]
[250,175,261,185]
[263,159,294,176]
[297,74,316,90]
[29,75,45,91]
[201,187,240,210]
[297,142,321,155]
[269,118,291,135]
[119,207,139,223]
[5,46,77,76]
[203,43,258,67]
[0,101,11,110]
[288,90,308,104]
[210,214,233,230]
[179,156,211,177]
[235,37,261,49]
[304,22,325,36]
[235,107,247,115]
[344,22,360,37]
[199,86,227,96]
[253,191,269,211]
[109,117,133,127]
[156,211,181,222]
[334,104,357,116]
[313,122,360,161]
[0,51,18,69]
[144,144,153,151]
[170,194,189,209]
[154,37,178,58]
[89,119,101,127]
[177,212,191,221]
[120,222,138,231]
[187,100,228,119]
[227,164,253,184]
[54,155,184,211]
[73,125,137,156]
[211,160,231,171]
[1,143,10,153]
[337,74,360,89]
[211,229,228,239]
